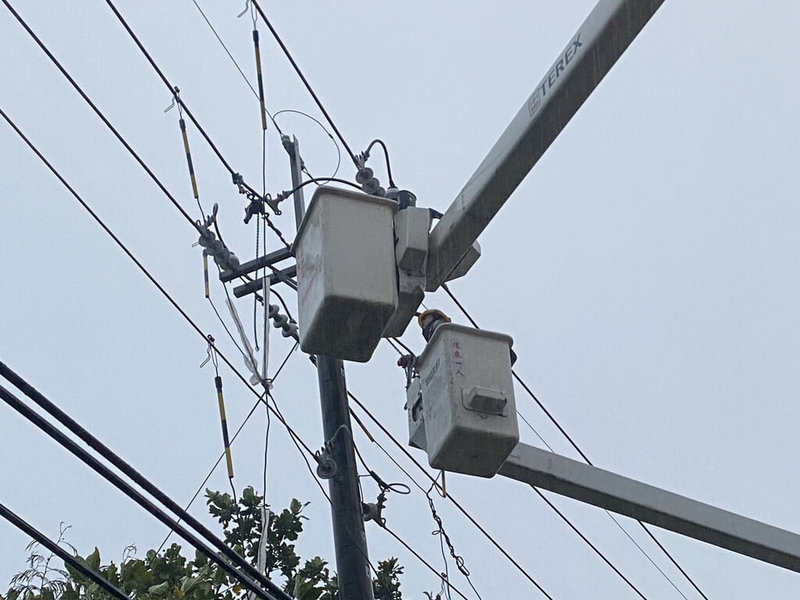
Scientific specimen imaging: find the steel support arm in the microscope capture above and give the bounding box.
[499,443,800,572]
[426,0,665,290]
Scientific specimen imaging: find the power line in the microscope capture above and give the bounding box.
[533,488,648,600]
[188,0,284,135]
[0,378,290,600]
[0,501,130,600]
[378,524,472,600]
[438,282,710,600]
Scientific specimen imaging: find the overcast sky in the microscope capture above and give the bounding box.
[2,1,800,598]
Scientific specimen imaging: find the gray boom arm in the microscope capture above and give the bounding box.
[426,0,665,290]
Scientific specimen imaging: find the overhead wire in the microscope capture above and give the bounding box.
[0,502,130,600]
[438,282,709,600]
[273,109,342,182]
[102,0,261,201]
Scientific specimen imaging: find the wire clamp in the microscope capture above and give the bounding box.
[314,447,337,479]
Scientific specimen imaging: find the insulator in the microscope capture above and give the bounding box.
[355,167,374,184]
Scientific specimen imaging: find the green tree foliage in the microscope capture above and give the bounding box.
[3,487,405,600]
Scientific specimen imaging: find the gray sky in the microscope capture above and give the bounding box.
[2,1,800,598]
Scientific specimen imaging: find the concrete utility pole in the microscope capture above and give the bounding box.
[284,139,374,600]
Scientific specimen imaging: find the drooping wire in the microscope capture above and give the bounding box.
[439,282,708,600]
[249,0,360,169]
[273,109,342,182]
[426,482,483,600]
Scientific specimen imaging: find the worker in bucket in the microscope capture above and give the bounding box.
[398,308,516,374]
[396,309,451,381]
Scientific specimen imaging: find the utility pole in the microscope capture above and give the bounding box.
[284,136,375,600]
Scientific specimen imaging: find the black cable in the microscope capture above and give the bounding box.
[249,0,359,169]
[275,176,363,203]
[0,380,290,600]
[157,392,263,553]
[1,0,202,236]
[439,282,710,600]
[364,138,395,188]
[270,288,295,322]
[0,501,130,600]
[533,488,648,600]
[378,524,471,600]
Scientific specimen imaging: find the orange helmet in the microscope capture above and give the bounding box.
[417,309,451,328]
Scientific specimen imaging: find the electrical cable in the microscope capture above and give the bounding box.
[533,488,648,600]
[364,138,395,188]
[0,378,290,600]
[379,524,471,600]
[273,109,342,182]
[438,282,710,600]
[274,176,363,204]
[0,501,130,600]
[249,0,359,169]
[188,1,345,193]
